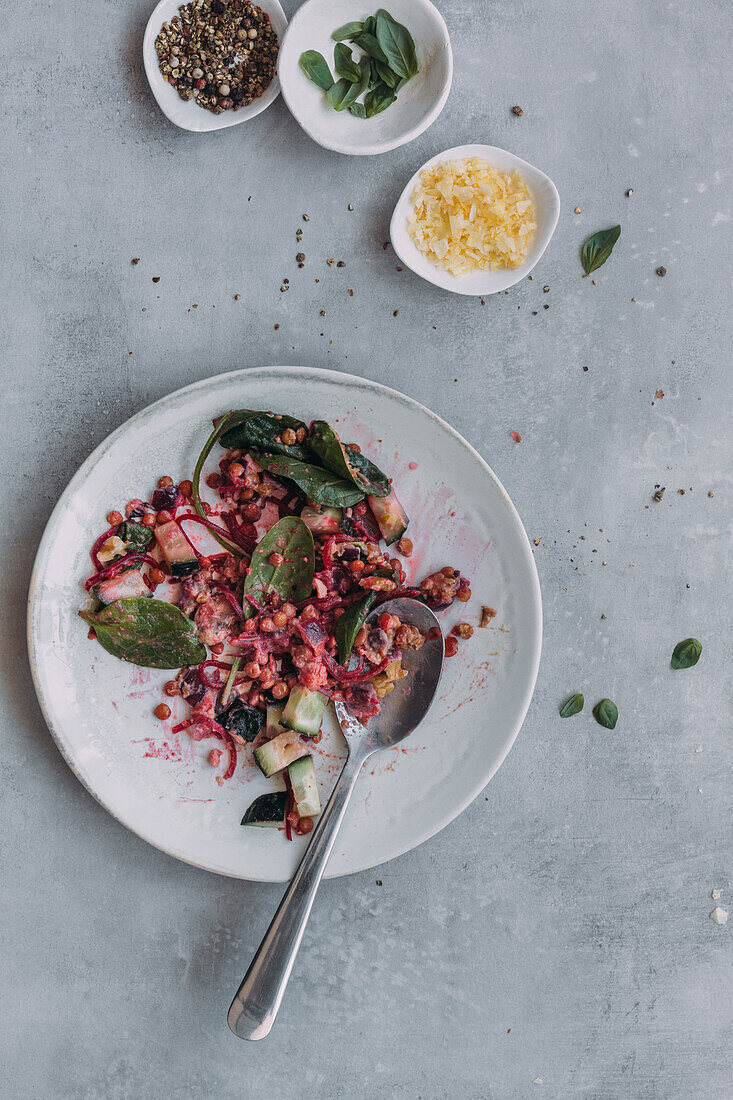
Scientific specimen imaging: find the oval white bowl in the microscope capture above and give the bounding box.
[390,143,561,295]
[142,0,287,132]
[277,0,452,156]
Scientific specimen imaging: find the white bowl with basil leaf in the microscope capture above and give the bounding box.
[277,0,452,155]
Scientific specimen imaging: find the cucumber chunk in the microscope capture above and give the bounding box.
[254,728,309,777]
[301,505,343,535]
[368,489,408,546]
[287,755,321,818]
[281,685,328,737]
[240,791,287,828]
[154,520,199,578]
[94,568,151,605]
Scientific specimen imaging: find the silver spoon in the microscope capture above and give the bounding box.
[227,597,444,1040]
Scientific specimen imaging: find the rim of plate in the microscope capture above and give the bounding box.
[27,366,542,880]
[277,0,453,156]
[142,0,287,133]
[390,143,561,295]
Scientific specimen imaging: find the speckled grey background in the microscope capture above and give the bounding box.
[2,0,731,1096]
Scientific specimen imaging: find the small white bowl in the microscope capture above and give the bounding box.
[142,0,287,132]
[277,0,452,156]
[390,143,561,295]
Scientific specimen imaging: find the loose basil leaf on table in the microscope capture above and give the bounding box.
[299,50,334,91]
[80,598,207,669]
[121,521,154,553]
[592,698,618,730]
[332,20,364,41]
[305,415,383,495]
[581,226,621,275]
[256,452,365,507]
[365,84,396,117]
[375,9,418,80]
[334,42,362,83]
[336,592,376,665]
[671,637,702,669]
[244,517,315,604]
[559,692,584,718]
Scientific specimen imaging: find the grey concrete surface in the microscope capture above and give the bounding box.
[1,0,731,1096]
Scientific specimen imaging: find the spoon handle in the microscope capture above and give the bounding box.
[227,745,369,1040]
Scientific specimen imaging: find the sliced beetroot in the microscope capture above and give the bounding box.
[296,618,329,655]
[218,698,264,742]
[151,484,181,512]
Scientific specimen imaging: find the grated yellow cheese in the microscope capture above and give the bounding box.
[406,158,536,277]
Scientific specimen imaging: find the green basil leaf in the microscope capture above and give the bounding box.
[349,102,367,118]
[365,83,396,117]
[299,50,334,91]
[308,421,374,492]
[351,32,389,64]
[592,698,618,730]
[332,20,364,41]
[327,77,356,111]
[227,412,310,461]
[256,453,365,507]
[375,9,418,80]
[582,226,621,274]
[374,59,400,88]
[340,447,390,497]
[121,521,154,554]
[671,637,702,669]
[560,692,584,718]
[244,517,314,604]
[362,15,376,36]
[336,592,376,665]
[334,42,362,83]
[80,598,207,669]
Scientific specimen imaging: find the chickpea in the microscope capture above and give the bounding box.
[269,552,284,567]
[456,587,471,603]
[211,643,225,655]
[243,618,257,634]
[107,510,123,526]
[242,502,260,521]
[241,488,255,500]
[348,559,365,574]
[245,662,261,679]
[272,611,288,629]
[295,427,307,443]
[126,499,144,517]
[154,703,171,720]
[281,428,296,446]
[441,565,455,577]
[282,602,297,618]
[260,618,275,633]
[272,681,288,699]
[179,480,193,498]
[229,461,244,479]
[157,475,174,488]
[156,510,173,525]
[149,567,166,585]
[455,622,474,639]
[397,538,413,557]
[141,513,157,528]
[164,680,179,696]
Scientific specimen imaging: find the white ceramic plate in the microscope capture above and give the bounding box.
[143,0,287,132]
[277,0,452,155]
[390,143,561,295]
[27,367,541,881]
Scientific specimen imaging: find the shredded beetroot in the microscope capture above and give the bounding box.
[351,518,379,541]
[223,513,258,553]
[322,652,389,683]
[172,715,237,779]
[242,592,263,612]
[84,553,162,591]
[296,618,329,654]
[322,533,357,570]
[196,660,232,690]
[177,512,236,552]
[90,524,123,570]
[373,586,422,605]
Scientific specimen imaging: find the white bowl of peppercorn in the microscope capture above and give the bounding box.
[143,0,287,132]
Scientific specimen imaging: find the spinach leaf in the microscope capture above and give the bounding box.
[559,692,584,717]
[327,78,356,111]
[671,637,702,669]
[336,592,376,665]
[374,59,400,88]
[340,446,390,497]
[244,517,315,604]
[592,698,618,730]
[351,31,389,64]
[299,50,334,91]
[349,102,367,118]
[192,411,249,557]
[219,411,308,459]
[80,598,207,669]
[375,9,418,80]
[332,20,364,41]
[256,453,365,507]
[309,421,372,491]
[334,42,362,83]
[121,521,154,553]
[582,226,621,274]
[365,83,396,117]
